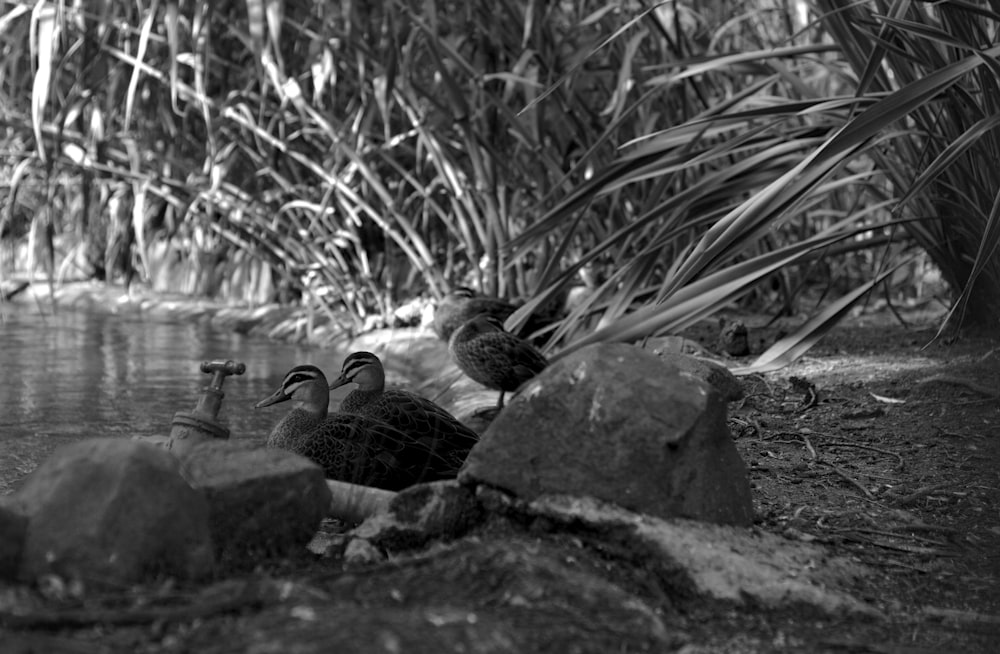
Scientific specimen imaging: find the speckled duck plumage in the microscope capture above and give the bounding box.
[255,364,451,490]
[433,287,519,342]
[328,352,480,473]
[448,314,549,408]
[432,286,559,344]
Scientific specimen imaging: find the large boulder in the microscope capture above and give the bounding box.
[643,343,745,401]
[12,438,214,587]
[460,343,754,526]
[178,440,332,567]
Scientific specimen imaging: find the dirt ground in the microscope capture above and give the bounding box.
[1,306,998,653]
[717,311,1000,651]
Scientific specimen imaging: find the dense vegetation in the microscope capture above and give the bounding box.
[1,0,997,364]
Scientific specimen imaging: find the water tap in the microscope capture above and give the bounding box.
[167,359,246,456]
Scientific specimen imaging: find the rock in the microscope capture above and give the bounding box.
[350,480,482,553]
[0,501,27,580]
[178,440,332,567]
[386,480,481,538]
[12,438,214,588]
[460,342,754,526]
[305,522,350,557]
[342,537,386,567]
[642,340,744,401]
[530,494,880,617]
[717,318,751,356]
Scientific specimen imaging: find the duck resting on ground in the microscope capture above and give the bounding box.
[328,351,480,473]
[255,364,451,491]
[448,314,549,409]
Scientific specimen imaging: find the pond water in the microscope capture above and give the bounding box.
[0,303,335,494]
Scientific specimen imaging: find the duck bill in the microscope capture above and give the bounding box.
[327,374,351,391]
[254,389,290,409]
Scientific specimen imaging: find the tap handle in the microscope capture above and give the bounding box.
[201,359,246,390]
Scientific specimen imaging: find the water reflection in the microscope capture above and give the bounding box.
[0,305,328,493]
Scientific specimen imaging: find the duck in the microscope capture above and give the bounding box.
[328,352,480,472]
[432,286,559,345]
[255,364,451,491]
[448,314,549,409]
[432,287,519,342]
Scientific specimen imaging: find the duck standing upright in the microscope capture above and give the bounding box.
[328,352,480,474]
[255,364,448,491]
[449,314,549,409]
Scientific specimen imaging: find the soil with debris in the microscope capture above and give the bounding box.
[1,306,999,653]
[719,313,1000,652]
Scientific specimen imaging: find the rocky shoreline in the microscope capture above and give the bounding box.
[2,280,996,653]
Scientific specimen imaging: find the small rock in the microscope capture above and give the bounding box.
[460,343,754,526]
[343,536,386,567]
[0,501,27,580]
[351,481,481,553]
[178,440,332,567]
[306,523,350,557]
[388,481,481,535]
[13,438,215,588]
[717,318,751,356]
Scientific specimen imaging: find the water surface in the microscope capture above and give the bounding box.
[0,304,331,493]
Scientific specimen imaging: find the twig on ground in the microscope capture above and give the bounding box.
[824,441,905,469]
[902,522,960,535]
[818,461,874,499]
[886,482,960,507]
[727,416,760,439]
[829,526,950,548]
[975,347,999,365]
[922,606,1000,631]
[797,433,817,460]
[839,534,956,556]
[914,375,999,399]
[872,559,931,573]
